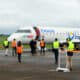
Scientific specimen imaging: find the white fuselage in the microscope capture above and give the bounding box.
[8,26,80,43]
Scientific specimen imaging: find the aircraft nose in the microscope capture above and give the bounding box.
[7,33,22,42]
[8,36,19,42]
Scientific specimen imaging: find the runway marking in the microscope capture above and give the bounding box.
[48,69,56,72]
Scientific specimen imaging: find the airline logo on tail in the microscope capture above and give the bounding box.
[68,32,74,40]
[68,32,80,40]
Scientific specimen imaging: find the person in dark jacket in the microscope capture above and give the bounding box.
[29,39,37,55]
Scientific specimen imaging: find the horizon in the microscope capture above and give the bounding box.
[1,25,80,34]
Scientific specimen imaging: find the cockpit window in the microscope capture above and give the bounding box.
[16,30,31,33]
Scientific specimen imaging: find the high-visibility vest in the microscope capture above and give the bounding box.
[53,41,59,49]
[16,46,23,54]
[68,41,74,51]
[4,40,9,46]
[40,41,45,47]
[12,41,16,47]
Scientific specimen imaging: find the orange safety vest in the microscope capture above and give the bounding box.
[40,41,45,47]
[16,46,23,54]
[12,41,16,47]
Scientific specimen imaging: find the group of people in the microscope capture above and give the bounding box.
[29,27,46,55]
[52,38,74,71]
[3,37,74,71]
[3,39,23,63]
[29,38,45,56]
[3,38,46,63]
[29,37,74,71]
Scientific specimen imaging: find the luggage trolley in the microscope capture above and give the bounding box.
[56,49,70,72]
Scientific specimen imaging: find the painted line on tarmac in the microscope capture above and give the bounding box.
[48,69,56,72]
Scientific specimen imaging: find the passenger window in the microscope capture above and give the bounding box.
[16,30,31,33]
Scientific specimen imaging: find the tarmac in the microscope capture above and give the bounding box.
[0,49,80,80]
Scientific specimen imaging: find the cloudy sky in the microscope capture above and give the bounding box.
[0,0,80,34]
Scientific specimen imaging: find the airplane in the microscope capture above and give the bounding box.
[8,26,80,48]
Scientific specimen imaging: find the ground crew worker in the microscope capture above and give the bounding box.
[11,39,16,56]
[52,38,60,65]
[66,38,74,71]
[40,39,45,55]
[3,39,9,56]
[29,39,34,55]
[16,41,23,63]
[29,39,37,56]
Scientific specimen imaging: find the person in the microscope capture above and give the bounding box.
[34,39,37,53]
[16,41,23,63]
[11,39,17,56]
[40,39,45,55]
[3,39,9,56]
[34,27,40,41]
[52,38,60,65]
[29,39,37,55]
[66,38,74,71]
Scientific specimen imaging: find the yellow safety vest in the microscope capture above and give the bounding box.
[53,41,59,49]
[68,41,74,51]
[4,41,9,46]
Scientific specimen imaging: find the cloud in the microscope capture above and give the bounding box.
[0,0,80,33]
